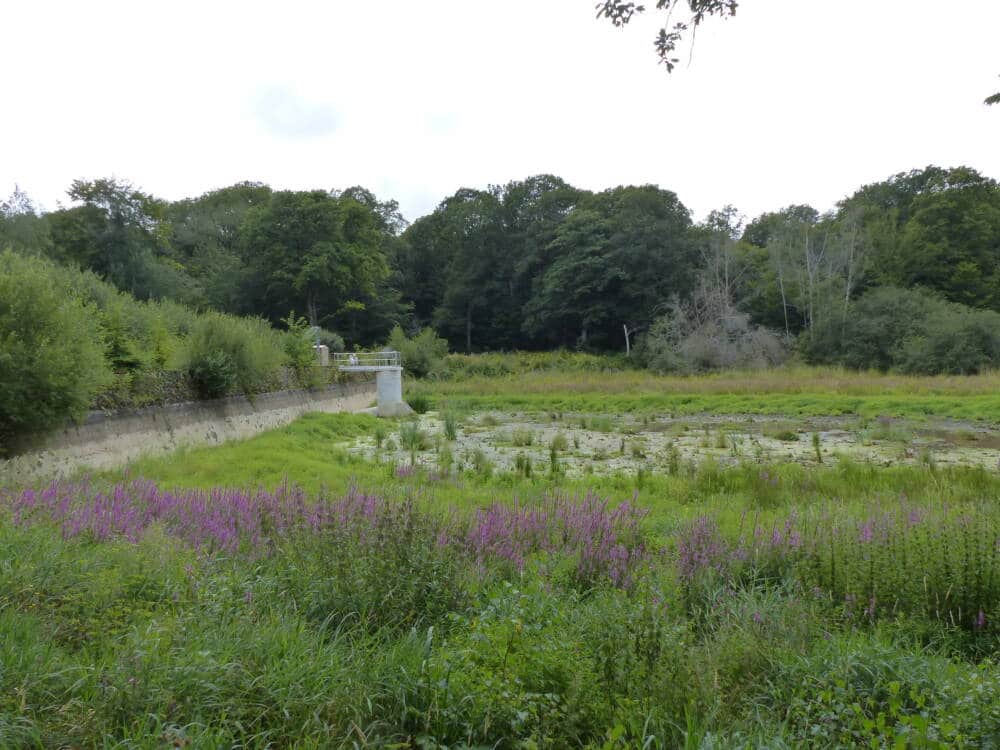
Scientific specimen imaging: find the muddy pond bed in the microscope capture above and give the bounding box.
[345,410,1000,478]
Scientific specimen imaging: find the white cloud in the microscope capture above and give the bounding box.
[252,84,340,139]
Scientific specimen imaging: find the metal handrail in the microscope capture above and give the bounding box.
[332,350,402,368]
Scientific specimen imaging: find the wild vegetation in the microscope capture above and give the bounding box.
[3,360,1000,746]
[0,251,338,455]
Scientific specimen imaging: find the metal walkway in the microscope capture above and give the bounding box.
[332,351,401,372]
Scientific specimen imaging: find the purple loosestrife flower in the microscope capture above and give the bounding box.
[858,521,874,544]
[466,492,647,587]
[677,516,728,581]
[4,479,649,587]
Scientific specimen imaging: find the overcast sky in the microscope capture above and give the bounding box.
[2,0,998,224]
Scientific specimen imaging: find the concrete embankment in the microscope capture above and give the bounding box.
[0,378,375,483]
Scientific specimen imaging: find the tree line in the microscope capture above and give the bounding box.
[2,164,1000,373]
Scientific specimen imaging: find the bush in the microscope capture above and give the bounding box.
[182,313,283,399]
[896,307,1000,375]
[282,312,325,389]
[313,327,345,353]
[639,309,788,374]
[386,324,449,378]
[0,251,112,455]
[804,286,1000,374]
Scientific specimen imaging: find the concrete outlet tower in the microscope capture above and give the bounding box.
[334,351,414,417]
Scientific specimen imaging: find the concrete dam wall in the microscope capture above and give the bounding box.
[0,378,376,483]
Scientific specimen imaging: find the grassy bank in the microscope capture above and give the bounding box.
[414,366,1000,420]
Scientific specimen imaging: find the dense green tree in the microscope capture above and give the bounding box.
[166,182,273,311]
[401,177,585,351]
[522,207,613,347]
[524,185,696,349]
[239,190,390,336]
[47,178,192,301]
[330,187,412,343]
[430,188,506,352]
[498,175,584,347]
[337,186,408,237]
[0,186,52,257]
[839,166,1000,310]
[397,210,459,326]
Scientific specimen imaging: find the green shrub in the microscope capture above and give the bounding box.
[805,286,1000,374]
[437,444,454,475]
[281,312,324,389]
[0,251,111,454]
[277,501,469,633]
[314,327,345,353]
[187,349,237,399]
[896,307,1000,375]
[182,313,283,399]
[386,324,449,378]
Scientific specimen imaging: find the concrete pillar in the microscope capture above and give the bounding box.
[313,344,329,366]
[375,367,413,417]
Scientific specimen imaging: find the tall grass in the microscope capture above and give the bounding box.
[410,364,1000,420]
[1,470,997,747]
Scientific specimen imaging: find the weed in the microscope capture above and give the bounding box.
[399,421,430,465]
[443,412,459,441]
[471,447,493,477]
[438,444,454,476]
[766,428,799,442]
[589,416,614,432]
[510,428,535,447]
[407,393,431,414]
[665,442,682,475]
[514,453,533,478]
